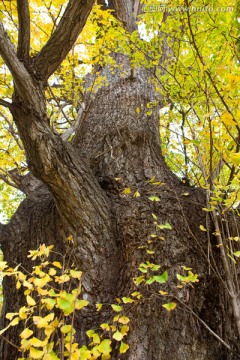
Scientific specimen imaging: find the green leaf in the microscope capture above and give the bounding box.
[134,276,145,285]
[151,264,161,271]
[162,302,177,311]
[154,271,168,283]
[157,223,172,230]
[177,271,199,284]
[145,277,155,285]
[56,298,74,316]
[122,297,134,304]
[42,298,56,310]
[97,339,112,355]
[148,196,160,202]
[92,333,101,344]
[111,304,122,312]
[79,346,92,360]
[181,266,192,271]
[60,324,72,334]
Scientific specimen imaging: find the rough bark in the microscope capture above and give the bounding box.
[0,1,238,360]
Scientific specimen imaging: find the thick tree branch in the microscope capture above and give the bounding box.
[0,168,42,195]
[33,0,94,81]
[0,22,44,109]
[17,0,30,61]
[110,0,137,32]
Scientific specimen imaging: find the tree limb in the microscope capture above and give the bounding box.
[0,99,12,110]
[110,0,137,32]
[0,22,41,106]
[33,0,95,81]
[5,170,42,195]
[17,0,30,61]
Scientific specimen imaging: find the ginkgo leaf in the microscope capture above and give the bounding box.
[199,225,207,232]
[162,302,177,311]
[123,187,131,194]
[20,328,33,339]
[27,295,36,306]
[111,304,122,312]
[97,339,112,355]
[60,325,72,334]
[118,316,130,324]
[33,313,55,328]
[230,153,240,166]
[96,303,103,311]
[29,347,44,359]
[119,341,129,354]
[113,330,123,341]
[148,196,160,202]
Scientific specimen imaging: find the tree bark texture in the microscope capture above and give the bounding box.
[0,1,238,359]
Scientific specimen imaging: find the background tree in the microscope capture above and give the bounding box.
[0,0,239,359]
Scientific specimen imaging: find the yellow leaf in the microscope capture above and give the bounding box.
[70,269,82,279]
[48,268,56,276]
[29,337,47,347]
[118,316,130,325]
[19,306,28,320]
[221,112,236,126]
[34,274,51,288]
[113,330,123,341]
[52,261,62,269]
[20,328,33,339]
[33,313,55,328]
[96,303,103,311]
[29,347,44,359]
[6,312,18,320]
[133,191,140,197]
[120,325,129,336]
[230,153,240,166]
[123,187,131,194]
[119,341,129,354]
[199,225,207,232]
[159,290,168,295]
[27,295,36,306]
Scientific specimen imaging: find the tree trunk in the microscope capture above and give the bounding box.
[0,2,238,359]
[0,56,234,359]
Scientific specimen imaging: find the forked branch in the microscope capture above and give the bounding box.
[33,0,95,81]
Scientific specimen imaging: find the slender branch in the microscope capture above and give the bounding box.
[0,98,12,110]
[17,0,30,61]
[33,0,94,81]
[174,297,240,357]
